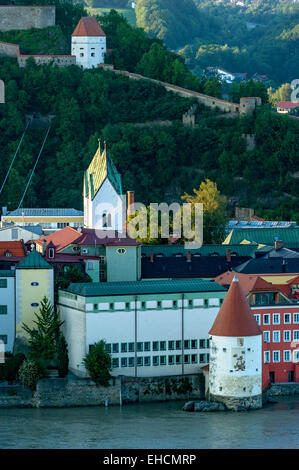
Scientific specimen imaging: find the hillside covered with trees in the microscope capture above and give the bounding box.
[135,0,299,85]
[0,5,298,222]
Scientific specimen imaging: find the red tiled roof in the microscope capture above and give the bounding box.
[214,271,275,296]
[35,226,80,252]
[0,241,25,257]
[72,17,106,37]
[209,276,262,337]
[277,101,299,109]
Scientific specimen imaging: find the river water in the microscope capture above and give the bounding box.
[0,397,298,449]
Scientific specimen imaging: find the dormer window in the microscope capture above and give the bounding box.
[5,250,12,257]
[48,248,54,259]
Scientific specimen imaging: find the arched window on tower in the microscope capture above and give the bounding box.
[103,212,112,228]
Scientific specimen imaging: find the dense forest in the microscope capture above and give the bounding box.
[135,0,299,85]
[0,5,298,222]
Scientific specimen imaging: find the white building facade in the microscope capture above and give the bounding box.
[58,279,227,378]
[208,276,262,410]
[72,17,106,69]
[0,271,15,353]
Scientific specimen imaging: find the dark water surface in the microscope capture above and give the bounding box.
[0,397,298,449]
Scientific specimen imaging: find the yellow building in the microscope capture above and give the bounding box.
[15,250,54,353]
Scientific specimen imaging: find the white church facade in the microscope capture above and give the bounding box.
[83,141,124,232]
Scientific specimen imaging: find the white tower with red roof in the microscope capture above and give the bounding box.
[72,17,106,69]
[208,276,263,410]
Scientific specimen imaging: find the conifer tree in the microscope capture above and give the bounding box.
[22,296,64,364]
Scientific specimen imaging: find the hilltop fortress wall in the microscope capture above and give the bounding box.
[0,5,55,32]
[112,70,261,116]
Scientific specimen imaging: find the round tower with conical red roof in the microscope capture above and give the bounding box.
[208,275,263,410]
[71,17,106,69]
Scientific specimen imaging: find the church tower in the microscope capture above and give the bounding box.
[208,276,262,410]
[72,17,106,69]
[83,141,123,232]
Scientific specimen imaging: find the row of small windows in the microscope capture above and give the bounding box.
[264,350,299,363]
[0,303,39,314]
[111,354,210,368]
[0,280,39,288]
[263,330,299,342]
[104,339,210,354]
[142,252,240,258]
[254,313,299,325]
[92,299,220,311]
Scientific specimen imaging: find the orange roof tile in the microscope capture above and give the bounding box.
[72,17,106,37]
[209,276,262,337]
[214,271,275,296]
[35,226,80,252]
[0,241,25,257]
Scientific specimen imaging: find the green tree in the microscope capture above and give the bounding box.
[22,297,63,365]
[83,340,112,387]
[181,179,229,244]
[57,334,69,378]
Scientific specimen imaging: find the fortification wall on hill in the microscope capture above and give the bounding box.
[0,6,55,32]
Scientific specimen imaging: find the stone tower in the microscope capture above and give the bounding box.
[208,275,262,410]
[72,17,106,69]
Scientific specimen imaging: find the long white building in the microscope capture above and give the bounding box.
[58,279,227,378]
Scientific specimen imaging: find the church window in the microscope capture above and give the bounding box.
[103,212,112,228]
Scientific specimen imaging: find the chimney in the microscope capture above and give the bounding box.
[226,249,231,263]
[150,250,154,263]
[127,191,135,218]
[186,251,192,263]
[275,240,284,251]
[42,239,47,256]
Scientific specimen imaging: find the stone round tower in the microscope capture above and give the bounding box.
[72,17,106,69]
[208,276,262,410]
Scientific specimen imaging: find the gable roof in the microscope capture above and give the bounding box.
[73,228,140,246]
[277,101,299,109]
[35,226,80,252]
[209,276,262,337]
[214,271,279,296]
[0,241,25,257]
[72,17,106,37]
[224,228,299,248]
[16,249,52,270]
[84,143,122,199]
[234,258,299,275]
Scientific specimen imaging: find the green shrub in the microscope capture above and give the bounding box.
[83,340,112,386]
[18,360,46,391]
[0,353,26,383]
